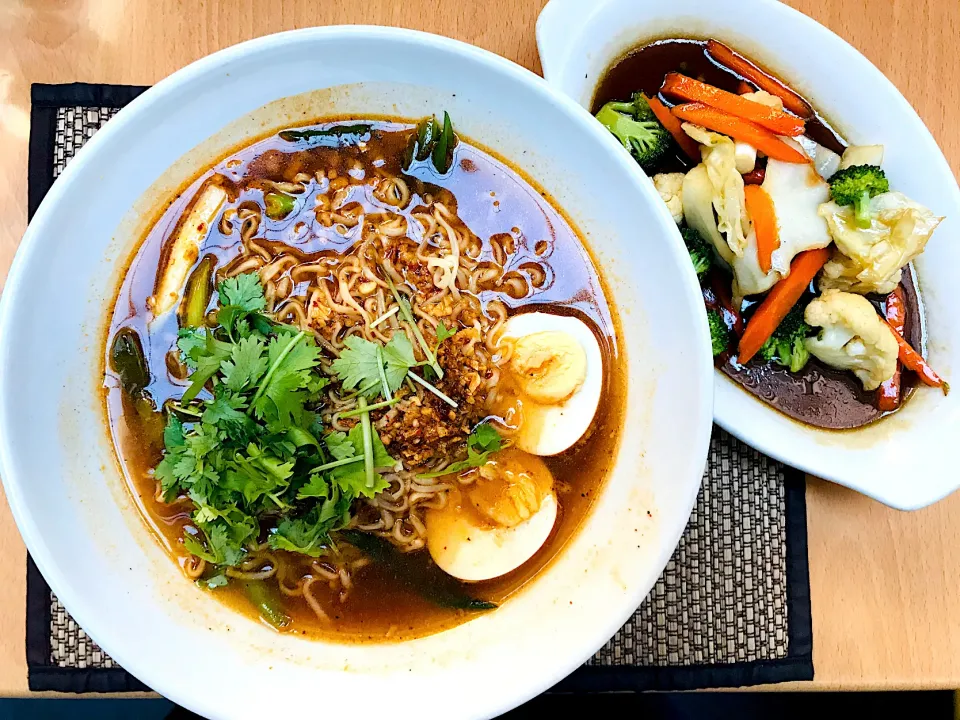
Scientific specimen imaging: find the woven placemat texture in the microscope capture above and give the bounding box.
[26,84,812,693]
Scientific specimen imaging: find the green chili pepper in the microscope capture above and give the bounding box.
[110,328,150,398]
[244,580,291,629]
[340,530,496,611]
[179,255,215,328]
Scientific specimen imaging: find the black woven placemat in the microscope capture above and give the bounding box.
[24,83,813,694]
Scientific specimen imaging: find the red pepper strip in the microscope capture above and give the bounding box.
[877,287,906,412]
[883,317,950,394]
[742,167,766,185]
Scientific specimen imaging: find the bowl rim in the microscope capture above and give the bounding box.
[0,24,714,718]
[536,0,960,510]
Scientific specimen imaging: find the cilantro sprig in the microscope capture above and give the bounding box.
[155,273,396,572]
[418,422,505,479]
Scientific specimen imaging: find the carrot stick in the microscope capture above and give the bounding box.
[736,80,755,95]
[671,103,809,164]
[647,95,701,162]
[738,247,831,363]
[877,287,905,412]
[742,167,766,185]
[660,73,805,136]
[883,318,949,394]
[710,270,743,337]
[744,185,779,274]
[706,40,814,119]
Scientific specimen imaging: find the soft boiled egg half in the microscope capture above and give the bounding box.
[498,311,604,457]
[425,312,604,582]
[426,448,558,582]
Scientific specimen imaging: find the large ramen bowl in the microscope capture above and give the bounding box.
[0,27,712,720]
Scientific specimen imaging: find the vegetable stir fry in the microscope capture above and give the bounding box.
[595,37,948,421]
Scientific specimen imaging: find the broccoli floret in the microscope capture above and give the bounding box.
[681,226,713,280]
[759,304,812,372]
[707,309,731,356]
[829,164,890,229]
[595,92,671,170]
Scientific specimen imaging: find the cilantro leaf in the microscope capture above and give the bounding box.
[153,456,181,500]
[381,333,417,391]
[329,424,395,497]
[331,333,418,400]
[178,330,233,402]
[268,499,346,556]
[216,273,269,340]
[297,472,330,500]
[331,336,384,398]
[221,444,295,506]
[163,414,186,449]
[251,331,321,424]
[221,336,267,392]
[325,431,357,460]
[219,273,266,313]
[202,386,256,442]
[419,422,504,478]
[183,521,246,567]
[469,422,502,455]
[201,573,228,589]
[436,320,457,344]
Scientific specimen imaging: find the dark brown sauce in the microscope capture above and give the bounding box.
[721,267,922,429]
[104,119,625,640]
[594,38,923,430]
[592,39,846,170]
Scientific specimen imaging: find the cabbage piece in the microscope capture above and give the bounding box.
[682,123,749,256]
[705,154,833,298]
[795,136,842,179]
[818,191,943,294]
[681,165,731,264]
[839,145,884,170]
[804,289,899,390]
[763,156,833,275]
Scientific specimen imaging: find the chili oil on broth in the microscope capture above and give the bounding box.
[104,117,625,641]
[594,38,924,430]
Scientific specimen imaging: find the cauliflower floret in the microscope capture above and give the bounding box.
[682,123,750,255]
[734,141,757,174]
[804,289,898,390]
[818,191,943,294]
[652,172,686,224]
[741,91,784,110]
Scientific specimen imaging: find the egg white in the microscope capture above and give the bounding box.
[500,312,603,456]
[426,491,558,582]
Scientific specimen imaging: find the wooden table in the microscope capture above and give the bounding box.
[1,0,958,697]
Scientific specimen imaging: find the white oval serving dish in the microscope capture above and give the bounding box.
[538,0,960,510]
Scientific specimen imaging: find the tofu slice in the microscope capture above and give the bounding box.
[147,183,227,318]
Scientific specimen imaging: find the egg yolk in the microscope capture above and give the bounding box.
[508,330,587,405]
[466,448,555,528]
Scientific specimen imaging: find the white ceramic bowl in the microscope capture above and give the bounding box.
[538,0,960,510]
[0,27,712,720]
